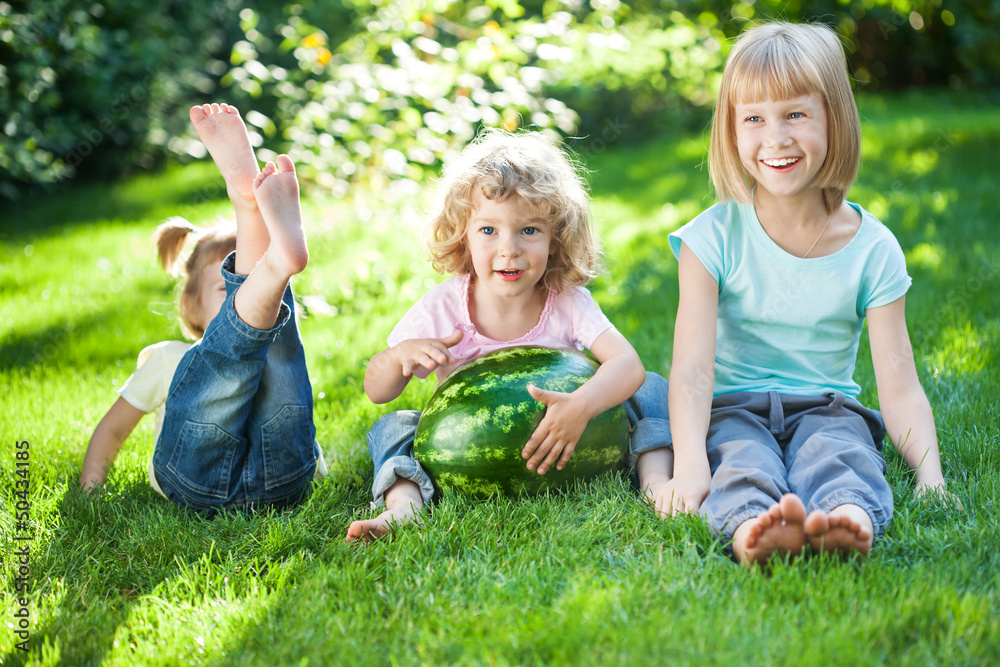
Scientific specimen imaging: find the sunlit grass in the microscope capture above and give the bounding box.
[1,91,999,665]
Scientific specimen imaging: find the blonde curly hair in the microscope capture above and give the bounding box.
[426,128,602,293]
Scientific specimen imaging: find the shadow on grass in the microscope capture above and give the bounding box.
[189,479,728,666]
[0,161,227,242]
[0,297,173,374]
[1,474,369,666]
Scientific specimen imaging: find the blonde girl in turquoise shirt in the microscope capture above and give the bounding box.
[657,22,950,566]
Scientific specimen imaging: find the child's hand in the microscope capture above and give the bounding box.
[521,385,590,475]
[914,480,963,510]
[392,329,464,378]
[644,475,709,517]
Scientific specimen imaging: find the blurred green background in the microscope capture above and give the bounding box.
[2,0,998,200]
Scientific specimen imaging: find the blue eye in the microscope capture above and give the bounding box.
[481,226,495,235]
[523,227,537,235]
[747,116,761,123]
[789,112,804,119]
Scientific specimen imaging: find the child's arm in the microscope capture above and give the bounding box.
[867,296,947,496]
[80,397,146,491]
[364,329,464,404]
[653,242,717,515]
[521,328,645,475]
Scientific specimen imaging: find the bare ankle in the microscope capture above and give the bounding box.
[384,479,424,511]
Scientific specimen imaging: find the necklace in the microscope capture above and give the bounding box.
[801,210,833,259]
[752,187,833,259]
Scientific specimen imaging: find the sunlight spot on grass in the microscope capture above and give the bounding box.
[866,194,889,221]
[906,242,945,272]
[927,322,989,378]
[899,147,940,177]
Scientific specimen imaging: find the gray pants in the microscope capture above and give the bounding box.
[700,390,893,541]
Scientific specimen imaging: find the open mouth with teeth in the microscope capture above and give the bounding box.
[496,269,525,281]
[762,157,801,170]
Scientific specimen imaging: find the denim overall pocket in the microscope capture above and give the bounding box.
[261,404,316,493]
[166,421,240,501]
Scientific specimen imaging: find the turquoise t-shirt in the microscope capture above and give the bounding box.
[668,201,911,398]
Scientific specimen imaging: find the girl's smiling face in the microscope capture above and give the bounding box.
[465,190,553,302]
[734,92,829,203]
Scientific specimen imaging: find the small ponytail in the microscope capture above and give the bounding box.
[152,217,237,339]
[154,217,199,276]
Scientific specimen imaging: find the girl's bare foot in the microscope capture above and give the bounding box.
[252,155,309,278]
[191,103,269,273]
[732,493,808,566]
[189,103,259,206]
[345,480,424,544]
[805,504,873,556]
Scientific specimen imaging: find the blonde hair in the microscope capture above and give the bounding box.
[426,128,601,292]
[709,21,861,213]
[153,217,237,339]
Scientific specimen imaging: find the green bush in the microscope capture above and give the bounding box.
[0,0,240,196]
[210,1,726,199]
[212,2,580,199]
[717,0,1000,90]
[2,0,997,197]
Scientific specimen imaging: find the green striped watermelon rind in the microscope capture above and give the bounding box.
[413,346,629,498]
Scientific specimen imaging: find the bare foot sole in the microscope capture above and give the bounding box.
[805,506,873,556]
[736,493,809,566]
[345,502,421,544]
[252,155,309,277]
[189,102,259,205]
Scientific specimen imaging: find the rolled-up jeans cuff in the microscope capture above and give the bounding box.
[816,492,890,541]
[216,252,292,340]
[629,417,673,466]
[371,455,436,508]
[713,506,768,542]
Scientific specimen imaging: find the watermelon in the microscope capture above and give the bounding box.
[412,345,629,497]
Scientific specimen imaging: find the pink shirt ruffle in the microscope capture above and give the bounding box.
[387,274,613,383]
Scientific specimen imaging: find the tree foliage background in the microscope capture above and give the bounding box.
[1,0,997,200]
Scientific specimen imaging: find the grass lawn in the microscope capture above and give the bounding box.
[2,90,999,666]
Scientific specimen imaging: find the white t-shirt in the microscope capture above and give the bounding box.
[388,274,615,384]
[119,340,191,440]
[119,340,191,498]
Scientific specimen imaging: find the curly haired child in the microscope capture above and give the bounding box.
[346,129,673,542]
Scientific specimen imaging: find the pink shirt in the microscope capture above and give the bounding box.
[388,274,614,383]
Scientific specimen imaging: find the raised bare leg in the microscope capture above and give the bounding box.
[345,479,424,543]
[731,493,808,567]
[189,102,267,274]
[805,503,874,556]
[232,155,308,331]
